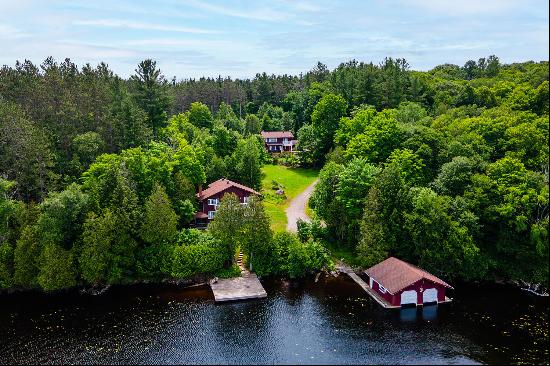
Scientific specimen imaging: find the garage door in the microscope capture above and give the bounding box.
[400,290,417,305]
[423,288,438,304]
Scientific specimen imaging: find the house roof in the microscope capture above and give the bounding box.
[364,257,453,294]
[197,178,260,200]
[260,131,294,139]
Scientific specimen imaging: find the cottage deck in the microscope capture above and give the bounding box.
[210,273,267,302]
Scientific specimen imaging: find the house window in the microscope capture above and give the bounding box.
[243,196,249,204]
[267,138,277,142]
[379,285,387,294]
[207,198,219,206]
[208,211,215,219]
[283,138,289,143]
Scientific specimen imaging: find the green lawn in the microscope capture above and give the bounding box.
[261,164,319,232]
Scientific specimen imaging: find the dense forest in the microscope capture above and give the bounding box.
[0,56,548,292]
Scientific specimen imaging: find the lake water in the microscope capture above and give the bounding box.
[0,275,547,365]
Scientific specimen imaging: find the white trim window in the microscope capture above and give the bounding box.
[207,198,219,206]
[267,138,277,142]
[242,196,249,204]
[208,211,216,219]
[378,284,387,294]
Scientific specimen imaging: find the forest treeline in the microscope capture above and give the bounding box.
[0,56,548,291]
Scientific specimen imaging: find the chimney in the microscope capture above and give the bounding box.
[198,184,203,196]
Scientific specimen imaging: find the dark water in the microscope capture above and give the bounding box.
[0,276,547,365]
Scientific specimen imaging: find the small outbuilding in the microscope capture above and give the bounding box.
[364,257,453,307]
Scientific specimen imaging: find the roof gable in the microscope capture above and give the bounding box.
[197,178,260,200]
[365,257,453,294]
[260,131,294,139]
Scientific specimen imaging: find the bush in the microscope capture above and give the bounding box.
[135,243,174,279]
[215,264,241,279]
[296,219,310,242]
[37,244,76,291]
[287,240,333,279]
[171,242,226,279]
[250,231,333,278]
[296,218,327,242]
[0,242,13,289]
[276,152,300,167]
[250,231,292,276]
[171,229,227,278]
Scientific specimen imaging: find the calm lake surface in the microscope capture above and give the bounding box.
[0,275,547,365]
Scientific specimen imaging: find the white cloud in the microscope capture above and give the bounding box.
[276,0,322,12]
[406,0,523,16]
[184,0,290,22]
[0,24,29,39]
[73,19,220,34]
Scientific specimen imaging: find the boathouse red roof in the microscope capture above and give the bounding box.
[365,257,453,294]
[260,131,294,139]
[197,178,260,200]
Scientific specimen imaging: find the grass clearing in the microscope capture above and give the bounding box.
[261,164,319,232]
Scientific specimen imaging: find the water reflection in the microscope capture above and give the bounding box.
[399,307,417,322]
[422,305,438,321]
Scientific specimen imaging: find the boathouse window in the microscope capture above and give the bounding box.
[379,285,387,294]
[267,138,277,142]
[208,211,215,219]
[208,198,219,206]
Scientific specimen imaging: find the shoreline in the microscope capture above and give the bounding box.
[1,270,547,301]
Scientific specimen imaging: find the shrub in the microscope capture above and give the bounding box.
[250,231,333,278]
[171,229,227,278]
[277,152,300,167]
[287,240,332,279]
[215,264,241,279]
[171,242,226,279]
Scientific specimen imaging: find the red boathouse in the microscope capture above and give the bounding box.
[194,178,260,226]
[364,257,453,307]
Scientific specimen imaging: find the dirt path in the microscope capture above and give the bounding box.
[285,179,319,232]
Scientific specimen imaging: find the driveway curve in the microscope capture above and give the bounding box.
[285,179,319,232]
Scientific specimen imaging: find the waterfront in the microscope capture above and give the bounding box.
[0,275,547,365]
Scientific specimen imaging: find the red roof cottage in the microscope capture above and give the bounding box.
[260,131,297,153]
[364,257,453,307]
[193,178,260,227]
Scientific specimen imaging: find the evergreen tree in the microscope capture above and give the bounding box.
[131,59,171,137]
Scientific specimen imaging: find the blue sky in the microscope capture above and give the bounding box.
[0,0,548,79]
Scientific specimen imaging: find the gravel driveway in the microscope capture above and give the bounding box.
[285,179,319,232]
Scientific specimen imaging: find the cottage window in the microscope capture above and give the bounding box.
[207,198,219,206]
[267,138,277,142]
[242,196,249,204]
[208,211,216,219]
[378,285,387,294]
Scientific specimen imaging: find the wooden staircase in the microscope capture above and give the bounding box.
[236,251,248,274]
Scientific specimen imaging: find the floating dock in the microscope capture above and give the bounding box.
[210,273,267,302]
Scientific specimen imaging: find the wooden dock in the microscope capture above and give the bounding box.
[210,253,267,302]
[337,263,400,309]
[210,273,267,302]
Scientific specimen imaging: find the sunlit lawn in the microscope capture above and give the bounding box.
[261,164,319,232]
